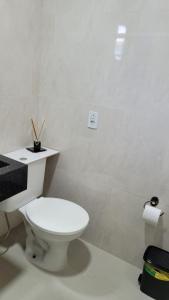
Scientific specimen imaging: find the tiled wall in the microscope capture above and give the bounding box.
[39,0,169,267]
[0,0,41,234]
[2,0,169,268]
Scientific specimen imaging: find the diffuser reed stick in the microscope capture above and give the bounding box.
[31,118,45,141]
[31,118,38,141]
[37,119,45,140]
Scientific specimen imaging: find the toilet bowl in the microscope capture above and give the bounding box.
[20,197,89,272]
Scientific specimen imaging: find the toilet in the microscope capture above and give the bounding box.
[0,148,89,272]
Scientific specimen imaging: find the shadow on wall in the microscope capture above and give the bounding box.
[43,154,60,196]
[1,222,26,250]
[144,218,164,248]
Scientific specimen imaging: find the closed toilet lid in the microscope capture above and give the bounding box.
[25,197,89,235]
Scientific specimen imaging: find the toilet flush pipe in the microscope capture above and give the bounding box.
[0,212,11,256]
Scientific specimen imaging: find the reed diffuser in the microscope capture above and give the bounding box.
[29,118,45,153]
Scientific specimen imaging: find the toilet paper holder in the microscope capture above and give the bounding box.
[144,197,164,217]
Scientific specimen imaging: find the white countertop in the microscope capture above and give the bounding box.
[5,147,59,164]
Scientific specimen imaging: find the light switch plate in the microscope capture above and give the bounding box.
[88,111,98,129]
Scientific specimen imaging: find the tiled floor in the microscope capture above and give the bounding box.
[0,226,150,300]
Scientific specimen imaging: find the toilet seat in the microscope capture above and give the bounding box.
[25,197,89,236]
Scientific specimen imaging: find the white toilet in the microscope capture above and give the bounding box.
[0,148,89,272]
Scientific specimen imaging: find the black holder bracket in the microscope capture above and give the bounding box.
[144,197,164,217]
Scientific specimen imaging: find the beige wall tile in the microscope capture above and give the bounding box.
[0,0,41,234]
[39,0,169,267]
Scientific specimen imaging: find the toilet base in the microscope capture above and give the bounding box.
[22,206,87,272]
[25,234,69,272]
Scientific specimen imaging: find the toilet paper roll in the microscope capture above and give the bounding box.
[142,205,162,226]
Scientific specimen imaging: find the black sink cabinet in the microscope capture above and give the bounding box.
[0,155,28,202]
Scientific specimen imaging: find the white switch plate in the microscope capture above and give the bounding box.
[88,111,98,129]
